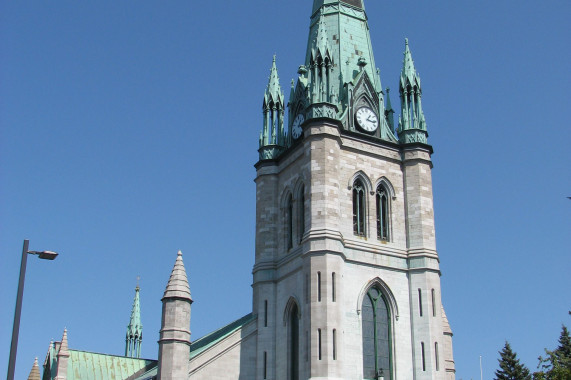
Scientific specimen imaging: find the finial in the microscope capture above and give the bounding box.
[178,250,183,256]
[405,37,409,45]
[386,87,390,93]
[273,54,276,63]
[136,276,140,290]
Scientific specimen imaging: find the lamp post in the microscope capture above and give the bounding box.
[7,239,58,380]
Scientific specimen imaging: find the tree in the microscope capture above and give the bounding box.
[495,341,532,380]
[533,325,571,380]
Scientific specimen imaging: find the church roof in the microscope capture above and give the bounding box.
[189,313,256,359]
[64,350,156,380]
[43,330,156,380]
[129,313,257,380]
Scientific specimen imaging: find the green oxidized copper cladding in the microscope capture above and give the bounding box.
[125,285,143,358]
[304,0,381,107]
[259,56,286,160]
[397,38,428,144]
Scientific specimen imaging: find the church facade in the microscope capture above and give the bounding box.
[39,1,455,379]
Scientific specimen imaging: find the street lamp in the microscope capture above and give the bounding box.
[7,239,58,380]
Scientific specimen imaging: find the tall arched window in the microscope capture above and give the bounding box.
[298,185,305,243]
[362,286,392,379]
[287,194,293,250]
[289,303,299,380]
[353,179,366,236]
[376,184,390,241]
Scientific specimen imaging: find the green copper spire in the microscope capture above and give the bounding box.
[259,56,286,160]
[397,38,428,144]
[285,0,396,142]
[125,284,142,358]
[304,0,381,106]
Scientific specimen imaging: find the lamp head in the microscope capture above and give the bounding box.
[28,250,58,260]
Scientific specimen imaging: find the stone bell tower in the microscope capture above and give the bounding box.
[253,0,454,379]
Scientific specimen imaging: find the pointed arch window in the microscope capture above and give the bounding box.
[376,183,390,241]
[286,194,293,250]
[298,185,305,243]
[353,179,366,236]
[288,303,300,380]
[362,286,392,379]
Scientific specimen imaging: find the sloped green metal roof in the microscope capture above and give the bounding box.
[189,313,256,359]
[66,350,156,380]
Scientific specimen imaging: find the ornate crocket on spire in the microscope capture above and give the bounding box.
[397,38,428,144]
[259,56,286,160]
[125,283,143,358]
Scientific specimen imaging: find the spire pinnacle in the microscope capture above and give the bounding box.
[27,358,40,380]
[264,55,284,106]
[401,37,420,89]
[397,38,428,144]
[125,283,143,358]
[259,56,287,160]
[59,329,69,355]
[163,250,192,302]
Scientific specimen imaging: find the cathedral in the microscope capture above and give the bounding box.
[36,0,455,379]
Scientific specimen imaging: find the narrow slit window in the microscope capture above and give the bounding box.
[432,289,436,317]
[418,288,423,317]
[264,351,267,379]
[318,329,322,360]
[305,274,309,303]
[421,342,426,371]
[317,272,322,302]
[306,331,309,362]
[264,300,268,327]
[332,272,336,302]
[333,329,337,360]
[353,179,366,236]
[287,194,293,249]
[298,186,305,243]
[435,342,439,371]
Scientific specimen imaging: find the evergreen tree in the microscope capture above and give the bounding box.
[495,341,532,380]
[533,325,571,380]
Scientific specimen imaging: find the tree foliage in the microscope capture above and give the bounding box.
[495,341,532,380]
[533,325,571,380]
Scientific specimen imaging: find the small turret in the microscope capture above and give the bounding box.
[397,38,428,144]
[259,56,286,160]
[125,284,143,358]
[157,251,192,380]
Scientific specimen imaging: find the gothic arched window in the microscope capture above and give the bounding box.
[376,184,390,241]
[362,286,392,379]
[288,303,300,380]
[287,194,293,250]
[298,185,305,243]
[353,179,366,236]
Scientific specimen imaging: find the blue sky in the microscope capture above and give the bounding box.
[1,1,569,379]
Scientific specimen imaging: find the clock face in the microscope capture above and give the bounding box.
[291,113,305,139]
[355,107,379,132]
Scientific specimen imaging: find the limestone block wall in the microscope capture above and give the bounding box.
[252,121,453,379]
